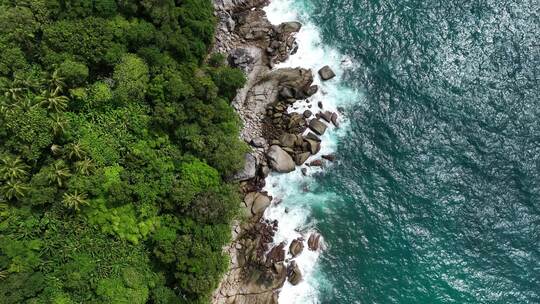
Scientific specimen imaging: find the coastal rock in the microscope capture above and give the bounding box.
[266,242,286,264]
[229,48,257,72]
[319,111,333,123]
[294,152,311,166]
[308,159,324,167]
[289,239,304,257]
[304,138,321,155]
[279,86,295,99]
[305,85,319,97]
[287,261,303,286]
[303,110,312,118]
[318,65,336,80]
[267,145,296,173]
[331,112,339,127]
[279,133,297,148]
[309,119,328,135]
[322,154,336,162]
[231,153,257,181]
[305,132,321,142]
[251,137,266,148]
[278,21,302,33]
[251,193,272,215]
[308,233,322,251]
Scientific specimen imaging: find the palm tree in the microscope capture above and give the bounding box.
[74,158,95,176]
[62,191,89,211]
[36,90,69,113]
[48,161,71,187]
[0,156,29,181]
[50,144,63,156]
[64,142,86,160]
[50,113,67,136]
[48,69,66,94]
[0,180,29,201]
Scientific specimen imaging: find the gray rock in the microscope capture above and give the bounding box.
[229,48,255,72]
[279,133,297,148]
[318,65,336,80]
[252,193,272,215]
[279,21,302,33]
[267,145,296,173]
[287,261,303,285]
[320,111,333,123]
[309,119,328,135]
[305,85,318,97]
[279,86,295,99]
[304,139,321,155]
[289,239,304,257]
[251,137,266,148]
[305,132,321,142]
[231,153,257,181]
[303,110,313,118]
[294,152,311,166]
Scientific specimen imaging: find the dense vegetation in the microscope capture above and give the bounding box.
[0,1,248,303]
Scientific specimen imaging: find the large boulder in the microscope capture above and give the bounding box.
[267,243,286,264]
[267,145,296,173]
[279,133,297,148]
[252,193,272,215]
[231,153,257,181]
[308,233,322,251]
[278,21,302,33]
[304,138,321,155]
[309,119,327,135]
[251,137,267,148]
[318,65,336,80]
[289,239,304,257]
[287,261,303,286]
[294,152,311,166]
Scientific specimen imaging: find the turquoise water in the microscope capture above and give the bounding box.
[293,0,540,303]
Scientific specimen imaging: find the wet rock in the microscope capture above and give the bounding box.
[267,145,296,173]
[304,138,321,155]
[303,110,313,118]
[305,132,321,142]
[287,261,303,285]
[267,242,286,264]
[294,152,311,166]
[308,233,322,251]
[289,239,304,257]
[319,111,333,123]
[301,168,308,176]
[318,65,336,80]
[308,159,324,167]
[318,101,323,109]
[322,154,336,162]
[331,112,339,127]
[305,85,318,97]
[278,21,302,33]
[309,119,328,135]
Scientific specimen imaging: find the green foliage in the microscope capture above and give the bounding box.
[113,54,149,103]
[0,0,247,302]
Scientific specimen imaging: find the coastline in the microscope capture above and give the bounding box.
[212,1,340,303]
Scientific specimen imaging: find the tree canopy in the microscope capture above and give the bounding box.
[0,1,247,303]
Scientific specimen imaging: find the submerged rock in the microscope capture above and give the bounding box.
[308,233,322,251]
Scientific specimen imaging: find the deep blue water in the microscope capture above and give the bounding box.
[304,0,540,302]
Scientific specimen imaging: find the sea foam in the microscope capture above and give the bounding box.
[262,1,359,303]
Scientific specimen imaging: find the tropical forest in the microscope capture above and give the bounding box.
[0,0,248,303]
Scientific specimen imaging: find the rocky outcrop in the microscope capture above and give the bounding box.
[212,0,339,303]
[308,233,322,251]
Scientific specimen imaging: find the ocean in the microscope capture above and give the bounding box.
[262,0,540,303]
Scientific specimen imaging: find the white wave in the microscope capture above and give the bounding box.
[261,1,360,303]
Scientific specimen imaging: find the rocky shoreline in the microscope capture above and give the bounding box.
[212,1,339,303]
